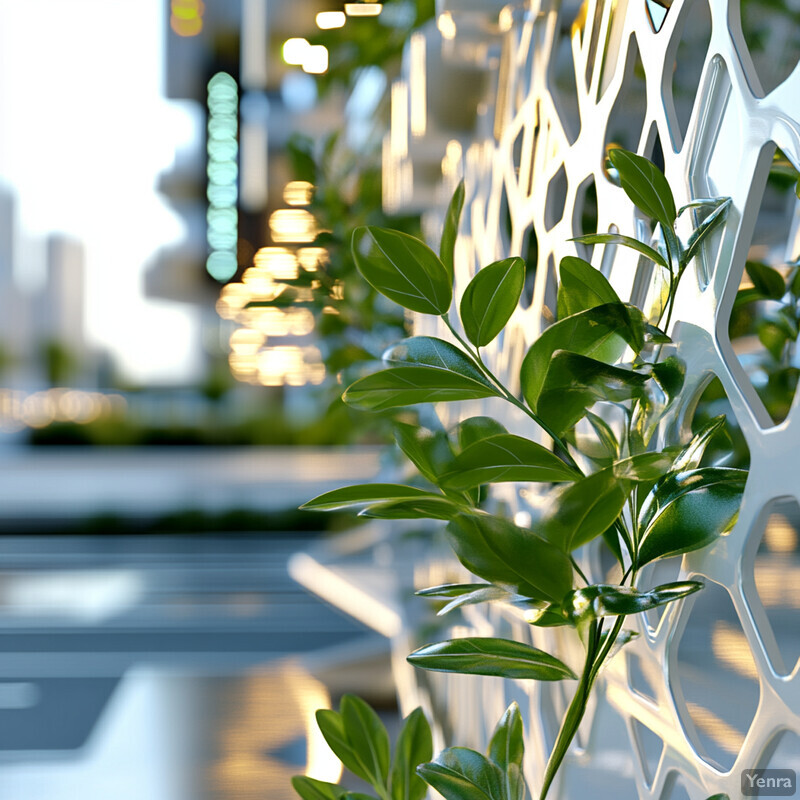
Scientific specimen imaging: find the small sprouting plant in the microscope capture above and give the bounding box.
[299,148,740,799]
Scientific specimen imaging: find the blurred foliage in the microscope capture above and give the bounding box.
[40,338,79,387]
[309,0,435,95]
[27,397,392,447]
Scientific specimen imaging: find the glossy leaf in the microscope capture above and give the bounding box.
[612,451,675,481]
[292,776,346,800]
[302,484,443,511]
[390,707,432,800]
[393,421,455,487]
[538,468,629,551]
[557,256,621,318]
[316,709,373,783]
[644,323,671,344]
[564,581,702,624]
[453,416,508,451]
[677,197,727,215]
[651,355,686,403]
[440,433,578,490]
[637,468,747,565]
[583,411,620,461]
[672,415,726,472]
[359,497,461,520]
[570,233,668,269]
[352,226,452,315]
[520,303,646,412]
[418,747,505,800]
[445,512,574,602]
[383,337,487,382]
[408,637,576,681]
[460,258,525,347]
[487,702,524,774]
[343,367,498,411]
[682,197,731,269]
[608,148,677,229]
[745,260,786,300]
[341,695,391,789]
[421,584,513,616]
[440,180,465,282]
[537,351,649,435]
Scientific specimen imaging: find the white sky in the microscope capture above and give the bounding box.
[0,0,203,384]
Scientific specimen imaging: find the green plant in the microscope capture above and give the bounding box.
[299,149,740,799]
[292,695,432,800]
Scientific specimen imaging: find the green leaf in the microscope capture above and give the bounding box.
[446,512,574,602]
[672,415,726,472]
[292,776,346,800]
[316,709,373,783]
[438,586,516,616]
[570,233,668,270]
[383,337,487,381]
[644,323,671,344]
[637,468,747,566]
[557,256,622,319]
[343,367,498,411]
[390,708,432,800]
[394,421,455,487]
[352,226,452,315]
[536,351,649,435]
[746,260,785,299]
[342,794,378,800]
[460,258,525,347]
[453,416,508,450]
[681,197,731,269]
[418,748,505,800]
[440,181,465,282]
[704,795,730,800]
[359,497,461,520]
[487,702,524,774]
[612,451,676,481]
[537,468,629,551]
[758,318,791,361]
[302,484,444,511]
[440,433,578,490]
[564,581,703,624]
[341,695,391,790]
[677,197,728,215]
[408,637,577,681]
[608,148,677,230]
[651,355,686,403]
[583,411,620,461]
[520,303,646,412]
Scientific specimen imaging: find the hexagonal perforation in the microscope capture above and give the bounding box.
[723,144,800,426]
[604,37,647,154]
[645,0,670,33]
[547,10,581,145]
[520,224,539,309]
[661,774,693,800]
[544,164,568,231]
[666,0,711,150]
[628,652,659,703]
[734,0,800,97]
[758,728,800,772]
[630,718,664,787]
[746,497,800,677]
[690,375,751,468]
[671,581,760,771]
[573,175,598,261]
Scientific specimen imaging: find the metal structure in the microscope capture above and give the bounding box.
[383,0,800,796]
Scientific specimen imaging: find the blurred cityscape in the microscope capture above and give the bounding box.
[0,0,422,797]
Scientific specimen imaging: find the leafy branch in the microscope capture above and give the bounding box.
[298,148,741,800]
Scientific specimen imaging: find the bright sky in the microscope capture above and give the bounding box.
[0,0,203,384]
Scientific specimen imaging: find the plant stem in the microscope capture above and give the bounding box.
[538,621,602,800]
[570,556,590,586]
[440,316,583,473]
